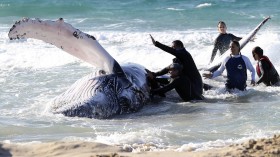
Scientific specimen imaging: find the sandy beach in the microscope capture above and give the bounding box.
[1,1,280,157]
[1,134,279,157]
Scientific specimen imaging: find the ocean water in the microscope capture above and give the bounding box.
[1,0,280,152]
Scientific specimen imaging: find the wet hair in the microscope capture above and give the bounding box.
[169,63,183,71]
[231,40,240,52]
[252,46,263,56]
[217,21,226,27]
[172,40,184,48]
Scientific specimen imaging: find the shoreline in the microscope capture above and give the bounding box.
[1,134,279,157]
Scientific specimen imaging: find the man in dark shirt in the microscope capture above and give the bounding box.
[209,21,242,72]
[149,35,203,100]
[252,46,280,86]
[150,63,193,101]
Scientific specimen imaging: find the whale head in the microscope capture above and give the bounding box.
[48,65,150,119]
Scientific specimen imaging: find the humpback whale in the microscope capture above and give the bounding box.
[8,18,151,119]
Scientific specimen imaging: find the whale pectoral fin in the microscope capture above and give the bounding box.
[8,17,125,76]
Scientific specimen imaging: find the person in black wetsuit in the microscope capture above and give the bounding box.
[149,63,194,101]
[208,21,242,72]
[149,35,204,100]
[252,46,280,86]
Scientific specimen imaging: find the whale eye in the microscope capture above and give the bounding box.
[119,97,131,114]
[99,70,106,75]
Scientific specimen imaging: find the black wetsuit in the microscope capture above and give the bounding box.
[256,56,280,86]
[152,75,192,101]
[209,33,241,72]
[154,41,203,100]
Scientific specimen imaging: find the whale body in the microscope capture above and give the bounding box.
[8,18,150,119]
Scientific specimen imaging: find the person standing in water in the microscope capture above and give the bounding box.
[208,21,242,72]
[203,41,255,91]
[149,35,204,100]
[252,46,280,86]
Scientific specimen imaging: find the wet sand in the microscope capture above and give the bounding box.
[1,134,279,157]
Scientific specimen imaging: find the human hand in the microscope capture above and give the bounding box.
[147,71,156,79]
[202,73,213,79]
[251,80,256,86]
[250,36,256,42]
[150,34,156,45]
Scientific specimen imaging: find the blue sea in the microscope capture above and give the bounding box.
[1,0,280,152]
